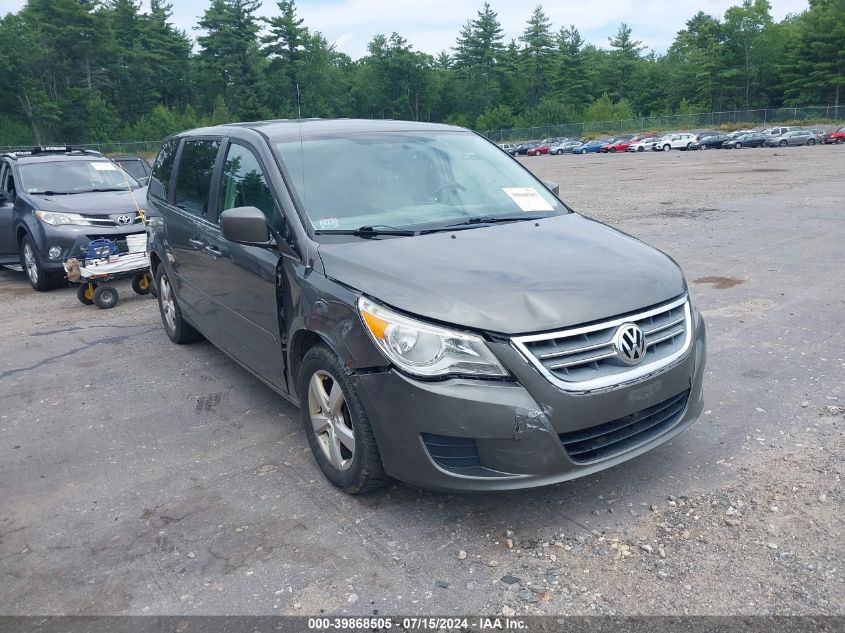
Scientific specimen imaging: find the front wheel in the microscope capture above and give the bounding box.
[663,144,671,152]
[735,142,742,149]
[836,138,843,144]
[779,140,787,147]
[20,236,58,291]
[299,344,388,494]
[609,147,616,153]
[637,146,644,152]
[93,285,119,309]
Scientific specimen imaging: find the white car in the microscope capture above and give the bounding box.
[499,143,517,155]
[627,137,660,152]
[653,133,696,152]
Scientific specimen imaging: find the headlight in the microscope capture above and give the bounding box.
[358,296,508,378]
[34,211,90,226]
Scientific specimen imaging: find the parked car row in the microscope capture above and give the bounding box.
[499,125,845,156]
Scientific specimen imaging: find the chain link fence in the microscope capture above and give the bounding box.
[3,105,844,151]
[481,105,845,143]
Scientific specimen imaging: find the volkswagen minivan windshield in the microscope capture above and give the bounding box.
[273,131,567,232]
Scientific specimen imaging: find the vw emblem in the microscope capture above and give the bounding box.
[116,214,132,225]
[613,323,646,365]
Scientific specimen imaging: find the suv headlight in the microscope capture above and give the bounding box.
[358,296,508,378]
[34,211,91,226]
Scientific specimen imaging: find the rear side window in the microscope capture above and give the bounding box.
[219,143,275,222]
[150,139,179,200]
[173,140,221,218]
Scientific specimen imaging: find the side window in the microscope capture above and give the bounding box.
[150,139,179,201]
[218,143,275,222]
[173,139,221,218]
[1,164,16,200]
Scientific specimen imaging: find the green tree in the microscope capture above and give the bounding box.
[519,5,555,108]
[196,0,268,119]
[454,3,505,117]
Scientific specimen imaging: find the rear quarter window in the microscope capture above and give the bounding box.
[150,139,179,201]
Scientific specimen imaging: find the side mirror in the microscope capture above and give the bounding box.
[543,180,560,196]
[220,206,271,245]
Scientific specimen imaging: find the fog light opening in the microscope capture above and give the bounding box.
[48,246,62,260]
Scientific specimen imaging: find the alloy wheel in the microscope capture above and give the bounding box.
[23,241,38,284]
[308,370,355,471]
[159,274,176,332]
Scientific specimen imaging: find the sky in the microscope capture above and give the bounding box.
[0,0,810,59]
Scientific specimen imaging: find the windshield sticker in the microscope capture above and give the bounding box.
[91,162,118,171]
[503,187,554,212]
[317,217,340,229]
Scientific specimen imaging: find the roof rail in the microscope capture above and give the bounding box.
[1,146,103,159]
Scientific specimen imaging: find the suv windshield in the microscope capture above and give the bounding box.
[274,131,566,232]
[18,159,140,194]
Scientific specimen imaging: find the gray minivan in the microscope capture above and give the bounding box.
[146,119,706,494]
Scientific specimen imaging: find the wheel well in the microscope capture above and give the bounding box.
[289,330,328,397]
[149,251,161,277]
[16,227,27,246]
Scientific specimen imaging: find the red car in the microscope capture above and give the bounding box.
[527,144,550,156]
[829,126,845,144]
[602,134,657,153]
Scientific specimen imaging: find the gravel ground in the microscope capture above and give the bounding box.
[0,144,843,617]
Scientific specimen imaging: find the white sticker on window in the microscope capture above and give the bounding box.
[318,217,339,229]
[502,187,554,212]
[91,162,118,171]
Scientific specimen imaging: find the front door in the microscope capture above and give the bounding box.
[0,164,18,262]
[202,141,287,390]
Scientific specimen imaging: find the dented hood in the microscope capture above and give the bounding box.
[318,214,687,335]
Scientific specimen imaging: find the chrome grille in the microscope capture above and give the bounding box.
[512,296,692,392]
[81,212,143,227]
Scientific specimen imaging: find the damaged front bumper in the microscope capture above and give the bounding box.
[353,308,706,492]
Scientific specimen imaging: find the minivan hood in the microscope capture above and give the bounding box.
[27,188,148,216]
[318,214,687,335]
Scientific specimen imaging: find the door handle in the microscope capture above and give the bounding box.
[205,245,222,258]
[188,238,205,250]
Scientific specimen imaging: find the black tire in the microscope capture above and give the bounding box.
[735,142,742,149]
[686,142,692,150]
[20,235,58,291]
[76,283,95,305]
[298,344,388,494]
[155,267,201,344]
[663,144,671,152]
[836,138,843,144]
[637,146,644,152]
[779,140,787,147]
[807,138,816,146]
[132,272,152,295]
[93,285,119,309]
[609,147,616,153]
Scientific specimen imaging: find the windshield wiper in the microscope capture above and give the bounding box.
[32,190,72,195]
[91,187,130,192]
[315,225,417,237]
[421,213,553,233]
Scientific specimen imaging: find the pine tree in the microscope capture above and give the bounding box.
[519,5,555,108]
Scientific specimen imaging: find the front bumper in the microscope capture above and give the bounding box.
[29,222,145,272]
[354,308,706,492]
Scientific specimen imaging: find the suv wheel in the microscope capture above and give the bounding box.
[662,144,671,152]
[156,267,201,344]
[20,235,58,291]
[299,344,388,494]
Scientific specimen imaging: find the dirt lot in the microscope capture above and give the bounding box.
[1,145,843,617]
